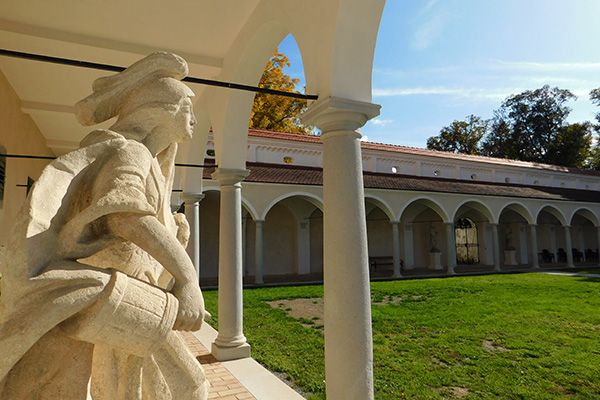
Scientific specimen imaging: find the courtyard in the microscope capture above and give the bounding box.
[203,271,600,399]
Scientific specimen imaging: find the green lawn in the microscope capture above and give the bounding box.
[203,273,600,399]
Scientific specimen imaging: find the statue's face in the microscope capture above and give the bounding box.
[171,97,196,141]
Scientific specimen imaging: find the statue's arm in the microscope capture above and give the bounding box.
[106,212,204,331]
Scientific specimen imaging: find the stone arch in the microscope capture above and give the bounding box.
[498,203,534,267]
[260,192,323,220]
[570,208,600,264]
[498,202,535,225]
[364,195,394,221]
[536,205,568,265]
[536,205,567,226]
[452,200,494,267]
[258,193,324,279]
[197,189,260,283]
[452,200,493,223]
[399,197,449,223]
[399,197,450,273]
[569,207,599,226]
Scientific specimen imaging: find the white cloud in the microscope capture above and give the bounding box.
[370,118,394,127]
[412,12,450,50]
[360,135,369,142]
[491,60,600,72]
[410,0,453,51]
[372,86,523,101]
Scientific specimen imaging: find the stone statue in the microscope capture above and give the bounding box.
[0,53,209,399]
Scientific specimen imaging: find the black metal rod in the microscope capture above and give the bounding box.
[0,153,215,168]
[0,49,318,101]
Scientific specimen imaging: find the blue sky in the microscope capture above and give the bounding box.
[279,0,600,147]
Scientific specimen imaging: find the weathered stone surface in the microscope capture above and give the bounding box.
[0,53,208,399]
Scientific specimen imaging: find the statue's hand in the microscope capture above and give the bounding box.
[172,281,205,331]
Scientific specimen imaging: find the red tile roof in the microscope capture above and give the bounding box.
[203,161,600,203]
[247,128,600,177]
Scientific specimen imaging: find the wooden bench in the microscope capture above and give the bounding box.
[369,256,394,274]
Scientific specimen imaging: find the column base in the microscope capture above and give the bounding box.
[211,342,251,361]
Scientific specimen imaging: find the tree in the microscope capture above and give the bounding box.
[481,85,576,164]
[249,51,309,134]
[545,122,593,169]
[591,88,600,125]
[426,115,486,155]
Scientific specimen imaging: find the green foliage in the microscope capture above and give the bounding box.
[426,115,486,155]
[428,86,597,169]
[591,88,600,125]
[546,122,593,169]
[481,85,576,164]
[249,51,309,134]
[203,273,600,399]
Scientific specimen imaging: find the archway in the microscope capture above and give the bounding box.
[570,209,599,265]
[453,201,494,271]
[498,205,532,268]
[365,199,394,277]
[536,206,568,266]
[198,190,257,286]
[400,198,449,273]
[260,195,323,282]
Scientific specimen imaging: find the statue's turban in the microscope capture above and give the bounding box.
[75,52,193,126]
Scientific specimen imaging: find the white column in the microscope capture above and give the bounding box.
[529,224,539,268]
[403,223,414,269]
[445,222,457,274]
[302,97,380,400]
[211,168,251,361]
[491,223,500,272]
[564,225,575,268]
[391,221,402,278]
[181,193,204,282]
[297,219,311,275]
[242,214,248,276]
[578,227,586,262]
[254,220,265,284]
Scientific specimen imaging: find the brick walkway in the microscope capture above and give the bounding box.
[180,332,257,400]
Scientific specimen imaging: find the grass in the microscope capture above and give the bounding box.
[202,273,600,399]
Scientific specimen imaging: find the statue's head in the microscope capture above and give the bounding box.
[75,52,195,143]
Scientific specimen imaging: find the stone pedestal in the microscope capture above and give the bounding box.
[429,251,442,270]
[504,249,517,266]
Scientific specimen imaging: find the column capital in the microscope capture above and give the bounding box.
[528,223,538,227]
[563,224,572,229]
[300,96,380,136]
[390,220,401,226]
[180,192,205,203]
[254,219,265,224]
[211,168,249,186]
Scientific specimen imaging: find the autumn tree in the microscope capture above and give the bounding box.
[426,115,486,155]
[249,51,309,134]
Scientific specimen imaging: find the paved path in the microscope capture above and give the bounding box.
[544,271,600,279]
[184,324,306,400]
